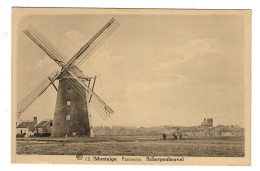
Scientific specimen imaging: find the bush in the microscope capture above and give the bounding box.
[16,133,26,138]
[33,133,51,137]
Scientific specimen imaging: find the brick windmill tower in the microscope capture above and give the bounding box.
[17,18,119,137]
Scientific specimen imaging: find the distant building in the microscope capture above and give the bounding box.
[16,117,37,136]
[36,120,53,134]
[201,118,213,127]
[221,131,233,136]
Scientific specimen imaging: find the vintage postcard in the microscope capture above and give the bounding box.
[11,8,251,165]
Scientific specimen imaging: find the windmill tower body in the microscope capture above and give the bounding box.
[52,66,91,137]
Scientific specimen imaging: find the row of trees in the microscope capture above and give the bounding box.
[93,125,244,137]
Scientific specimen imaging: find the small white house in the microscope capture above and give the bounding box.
[16,121,37,135]
[16,117,37,137]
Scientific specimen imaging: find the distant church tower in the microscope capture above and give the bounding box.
[201,118,213,127]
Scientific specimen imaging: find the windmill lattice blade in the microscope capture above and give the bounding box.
[17,70,60,117]
[67,71,114,118]
[75,20,120,67]
[64,78,109,120]
[63,18,119,70]
[24,25,68,67]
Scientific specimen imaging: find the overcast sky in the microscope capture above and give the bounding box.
[15,10,249,127]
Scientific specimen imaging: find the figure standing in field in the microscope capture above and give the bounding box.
[173,132,177,140]
[163,134,167,140]
[179,133,182,140]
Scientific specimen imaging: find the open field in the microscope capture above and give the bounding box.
[16,135,244,157]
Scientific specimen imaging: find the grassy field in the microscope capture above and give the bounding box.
[16,135,244,157]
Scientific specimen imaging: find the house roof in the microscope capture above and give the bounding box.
[16,122,37,131]
[36,121,48,128]
[36,120,52,128]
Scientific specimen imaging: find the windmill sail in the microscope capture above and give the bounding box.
[63,18,120,70]
[63,78,107,120]
[65,71,114,119]
[24,19,119,73]
[17,70,60,117]
[74,18,120,67]
[24,25,68,67]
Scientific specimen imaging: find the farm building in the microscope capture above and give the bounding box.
[35,120,53,134]
[201,118,213,127]
[221,131,233,136]
[16,117,37,136]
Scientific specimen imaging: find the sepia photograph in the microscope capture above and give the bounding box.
[11,8,251,165]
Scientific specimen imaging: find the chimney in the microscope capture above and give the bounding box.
[33,117,37,123]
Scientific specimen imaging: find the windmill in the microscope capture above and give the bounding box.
[17,18,119,137]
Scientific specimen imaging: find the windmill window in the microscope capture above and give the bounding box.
[50,122,52,126]
[66,100,71,106]
[66,114,71,120]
